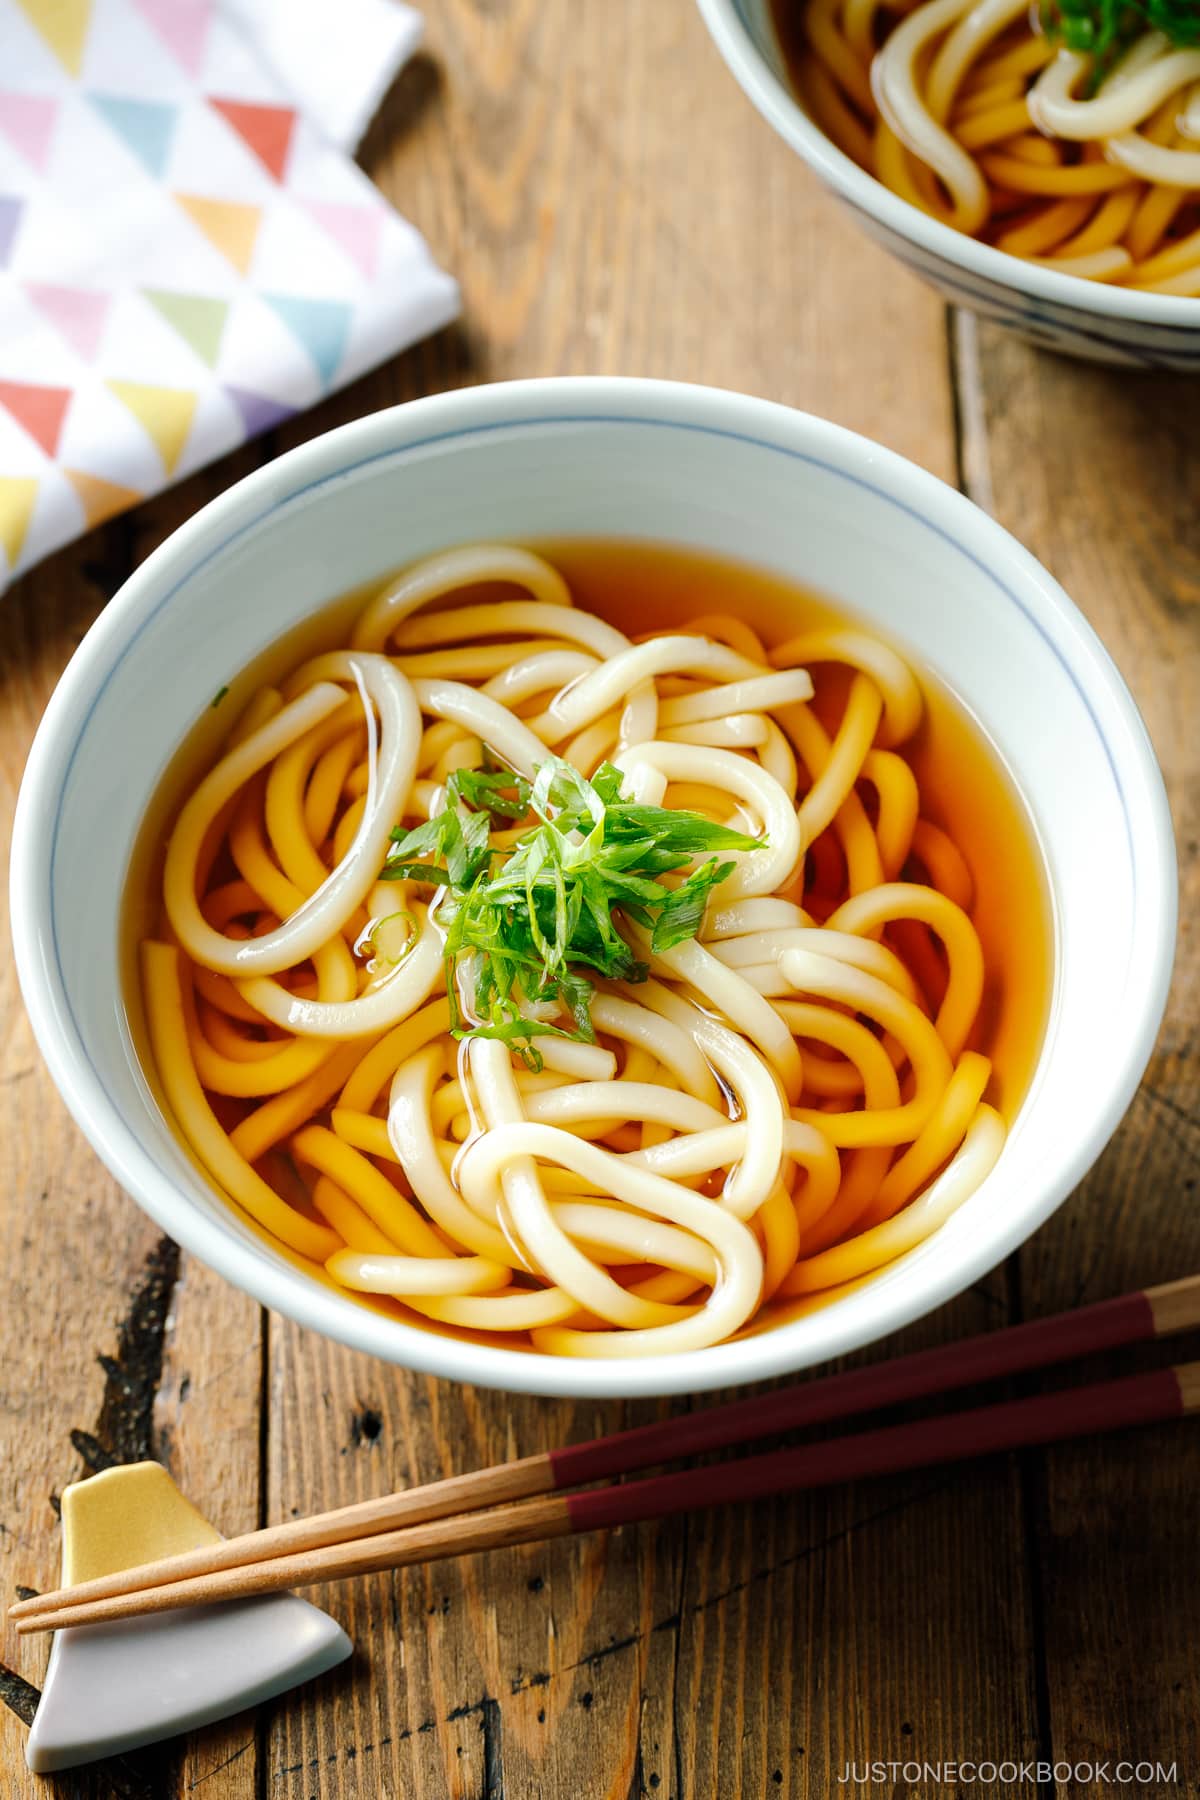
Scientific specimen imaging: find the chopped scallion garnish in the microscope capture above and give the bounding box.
[379,755,764,1066]
[1041,0,1200,72]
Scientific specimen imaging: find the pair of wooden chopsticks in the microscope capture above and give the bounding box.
[12,1274,1199,1635]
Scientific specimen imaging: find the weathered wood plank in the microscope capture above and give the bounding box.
[300,0,957,474]
[0,457,269,1798]
[155,1259,264,1800]
[260,6,1037,1799]
[956,315,1200,1800]
[0,538,170,1800]
[669,1289,1041,1799]
[264,1311,692,1800]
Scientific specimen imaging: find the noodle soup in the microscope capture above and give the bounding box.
[126,540,1051,1357]
[770,0,1200,292]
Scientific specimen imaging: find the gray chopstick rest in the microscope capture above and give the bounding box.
[24,1462,351,1773]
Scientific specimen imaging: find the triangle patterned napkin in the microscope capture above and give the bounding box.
[0,0,460,589]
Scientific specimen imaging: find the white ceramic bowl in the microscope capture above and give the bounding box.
[697,0,1200,370]
[11,377,1176,1397]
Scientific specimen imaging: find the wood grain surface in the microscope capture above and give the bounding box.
[0,3,1196,1797]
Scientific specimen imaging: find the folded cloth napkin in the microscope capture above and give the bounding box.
[0,0,460,589]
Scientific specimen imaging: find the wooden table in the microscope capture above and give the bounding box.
[2,4,1197,1796]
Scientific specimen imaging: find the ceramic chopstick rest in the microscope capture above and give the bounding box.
[24,1461,350,1773]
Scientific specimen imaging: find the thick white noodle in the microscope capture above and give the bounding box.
[239,913,442,1037]
[653,670,814,727]
[467,1040,712,1330]
[1029,39,1200,140]
[165,655,419,977]
[788,1107,1004,1288]
[377,588,659,745]
[648,934,805,1102]
[537,637,775,745]
[662,715,770,748]
[351,544,574,651]
[869,0,991,235]
[924,0,1033,120]
[387,1047,513,1260]
[614,740,802,898]
[1105,131,1200,186]
[458,1119,765,1353]
[482,649,599,707]
[1181,80,1200,141]
[522,1082,730,1135]
[329,1250,511,1296]
[769,630,922,748]
[588,993,723,1107]
[411,677,551,776]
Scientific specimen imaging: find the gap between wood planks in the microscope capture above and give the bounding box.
[945,301,1059,1800]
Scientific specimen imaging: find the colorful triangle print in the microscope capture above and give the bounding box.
[0,196,23,266]
[65,467,141,529]
[107,380,196,475]
[131,0,209,76]
[0,476,38,569]
[0,379,71,457]
[26,283,109,360]
[144,289,228,366]
[90,94,177,178]
[224,384,296,439]
[174,193,260,274]
[208,98,296,182]
[307,201,383,278]
[265,295,351,387]
[0,93,58,172]
[13,0,92,77]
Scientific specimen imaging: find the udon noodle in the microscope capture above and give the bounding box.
[773,0,1200,289]
[139,543,1019,1358]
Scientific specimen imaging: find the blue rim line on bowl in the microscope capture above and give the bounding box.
[11,380,1177,1396]
[856,221,1200,367]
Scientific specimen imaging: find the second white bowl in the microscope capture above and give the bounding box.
[697,0,1200,370]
